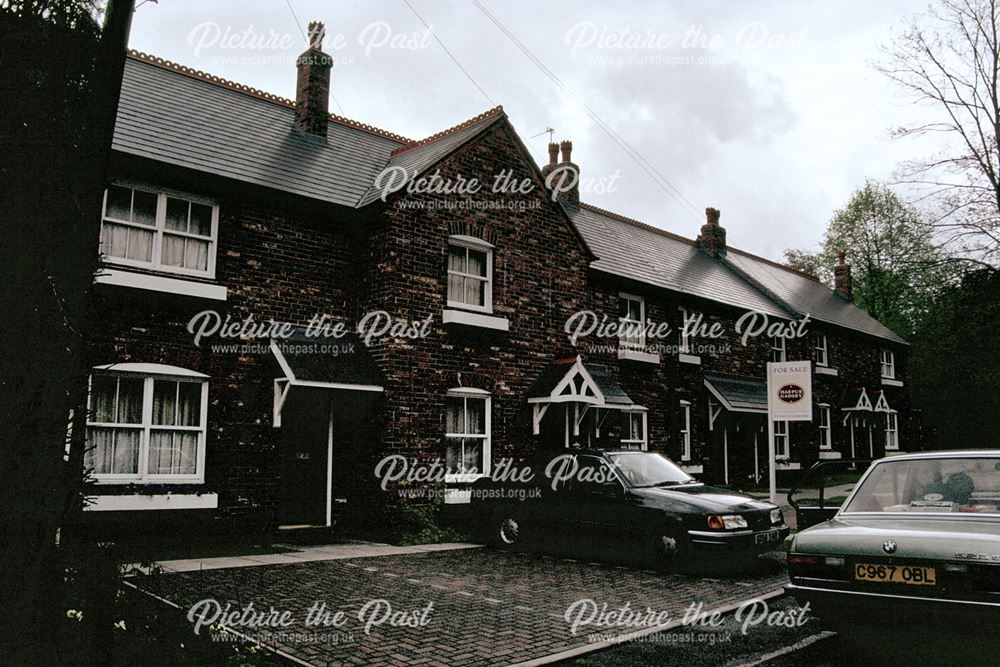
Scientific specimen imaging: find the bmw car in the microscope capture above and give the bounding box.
[470,449,788,568]
[787,451,1000,628]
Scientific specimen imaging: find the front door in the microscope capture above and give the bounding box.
[278,389,330,526]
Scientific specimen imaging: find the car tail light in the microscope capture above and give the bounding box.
[787,553,822,566]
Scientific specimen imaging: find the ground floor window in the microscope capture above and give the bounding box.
[620,410,647,450]
[85,365,208,482]
[885,411,899,451]
[679,401,691,460]
[817,405,831,450]
[774,420,789,458]
[445,389,491,477]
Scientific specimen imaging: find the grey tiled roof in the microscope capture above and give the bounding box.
[724,250,906,343]
[114,55,405,207]
[565,202,790,318]
[704,372,767,411]
[566,202,906,344]
[357,110,506,206]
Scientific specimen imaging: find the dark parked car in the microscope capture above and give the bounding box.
[787,451,1000,629]
[470,448,788,567]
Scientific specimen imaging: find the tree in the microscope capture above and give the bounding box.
[910,268,1000,449]
[877,0,1000,264]
[0,1,132,662]
[785,181,949,338]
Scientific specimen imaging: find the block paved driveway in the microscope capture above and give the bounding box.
[136,547,788,667]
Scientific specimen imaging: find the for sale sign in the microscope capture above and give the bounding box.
[767,361,812,421]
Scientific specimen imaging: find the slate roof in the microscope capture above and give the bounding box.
[725,249,905,343]
[113,52,904,345]
[703,372,768,412]
[527,358,634,406]
[566,202,907,344]
[275,326,385,387]
[357,108,507,206]
[565,202,790,319]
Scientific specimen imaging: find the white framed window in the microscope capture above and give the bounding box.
[447,236,493,313]
[100,184,218,278]
[813,333,828,367]
[771,336,786,363]
[774,420,789,457]
[885,411,899,451]
[678,308,694,353]
[445,388,491,478]
[679,400,692,461]
[621,410,647,450]
[817,404,831,450]
[85,366,208,483]
[619,293,645,350]
[880,349,896,379]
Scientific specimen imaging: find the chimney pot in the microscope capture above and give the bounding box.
[559,140,573,164]
[547,142,559,166]
[698,207,727,256]
[295,21,333,137]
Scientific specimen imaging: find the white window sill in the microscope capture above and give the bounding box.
[680,463,703,474]
[442,309,509,331]
[775,461,802,470]
[444,473,488,484]
[678,353,701,365]
[881,378,903,387]
[84,492,218,512]
[618,349,660,364]
[444,488,472,504]
[818,451,842,460]
[884,449,906,457]
[815,366,839,376]
[95,268,227,301]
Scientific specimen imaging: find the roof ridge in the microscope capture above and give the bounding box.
[579,201,820,281]
[390,106,506,157]
[577,202,696,246]
[126,50,412,144]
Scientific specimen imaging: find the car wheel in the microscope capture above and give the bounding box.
[647,529,684,571]
[494,511,523,550]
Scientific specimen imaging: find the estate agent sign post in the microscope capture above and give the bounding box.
[766,361,813,505]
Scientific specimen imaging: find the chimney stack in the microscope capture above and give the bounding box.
[834,250,853,301]
[543,139,580,205]
[540,142,560,179]
[294,21,334,137]
[698,207,727,257]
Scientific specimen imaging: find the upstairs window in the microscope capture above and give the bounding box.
[101,185,218,278]
[85,366,208,483]
[447,237,493,313]
[771,336,786,363]
[619,293,645,350]
[813,333,829,367]
[678,308,696,354]
[445,389,491,477]
[880,350,896,379]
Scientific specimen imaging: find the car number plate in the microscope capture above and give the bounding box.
[754,530,782,544]
[854,563,936,585]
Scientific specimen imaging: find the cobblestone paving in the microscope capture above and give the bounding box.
[136,548,788,666]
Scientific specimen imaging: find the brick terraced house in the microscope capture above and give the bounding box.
[80,25,909,536]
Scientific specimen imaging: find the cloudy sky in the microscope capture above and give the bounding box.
[127,0,938,262]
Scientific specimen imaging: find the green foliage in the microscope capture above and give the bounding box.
[910,268,1000,449]
[786,181,951,338]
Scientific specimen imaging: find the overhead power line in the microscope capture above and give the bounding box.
[468,0,702,221]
